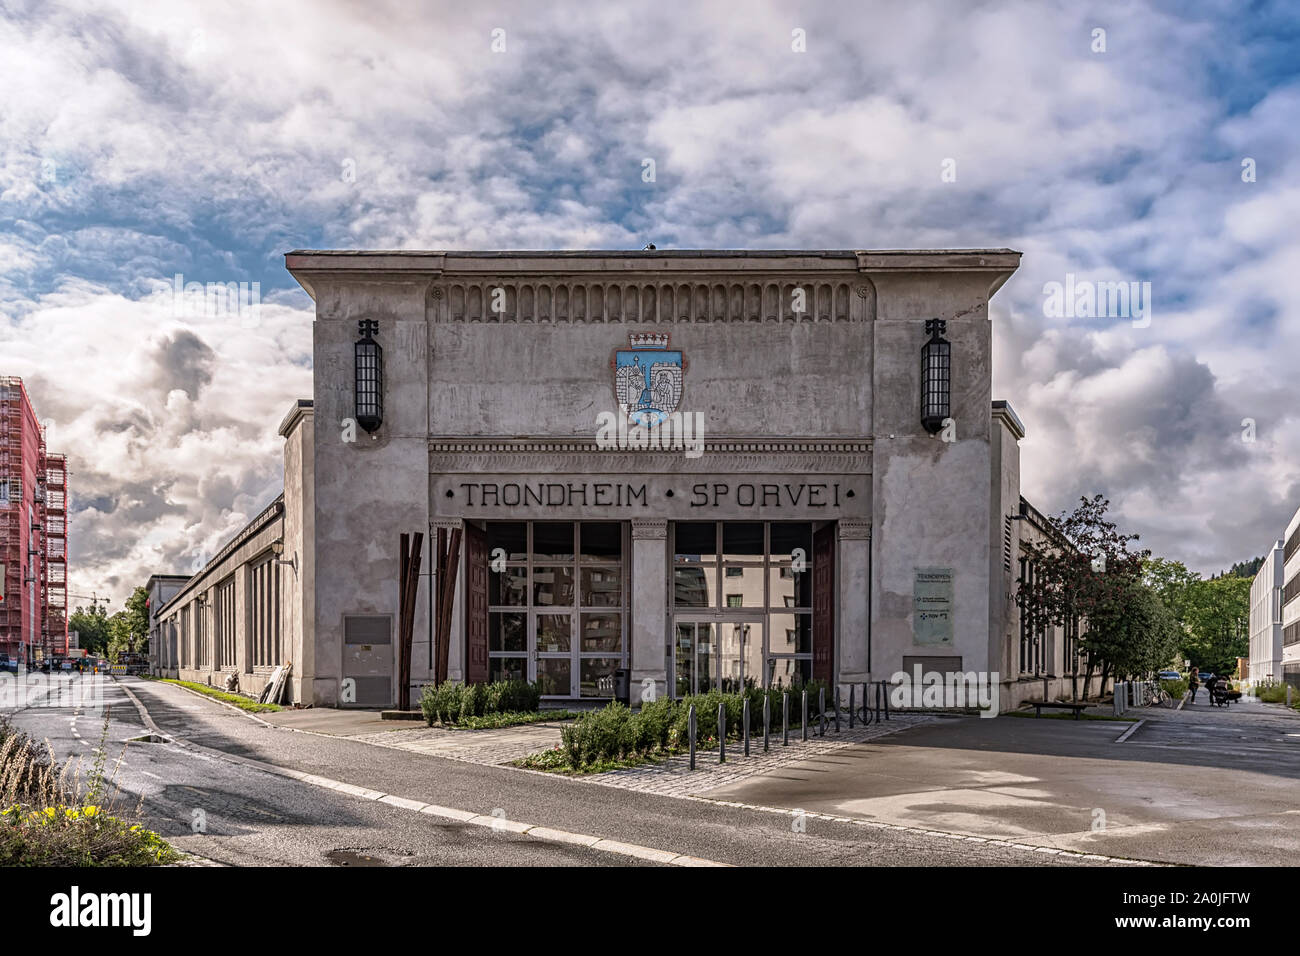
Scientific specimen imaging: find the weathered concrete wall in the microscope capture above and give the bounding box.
[287,249,1021,706]
[307,276,432,708]
[869,264,1013,683]
[161,503,287,699]
[280,401,316,703]
[989,403,1023,687]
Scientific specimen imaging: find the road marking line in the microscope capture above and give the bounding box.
[1115,719,1145,743]
[118,681,732,868]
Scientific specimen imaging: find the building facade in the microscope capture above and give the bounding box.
[1248,541,1285,686]
[155,248,1093,712]
[1282,508,1300,689]
[0,376,68,667]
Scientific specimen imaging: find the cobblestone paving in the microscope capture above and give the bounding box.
[347,714,934,797]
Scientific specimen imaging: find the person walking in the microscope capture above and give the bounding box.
[1188,669,1200,703]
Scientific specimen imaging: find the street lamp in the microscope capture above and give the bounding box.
[355,319,384,433]
[920,318,951,434]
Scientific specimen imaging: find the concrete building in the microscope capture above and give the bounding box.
[0,376,68,667]
[1281,507,1300,689]
[153,248,1090,711]
[1248,541,1285,686]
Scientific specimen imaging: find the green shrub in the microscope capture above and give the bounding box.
[1159,678,1188,700]
[422,679,546,726]
[1258,683,1290,703]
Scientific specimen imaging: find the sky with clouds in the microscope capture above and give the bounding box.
[1,0,1298,607]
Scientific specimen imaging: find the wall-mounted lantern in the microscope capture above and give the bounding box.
[920,318,951,434]
[355,319,384,433]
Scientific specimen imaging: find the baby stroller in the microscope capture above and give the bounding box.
[1208,680,1241,708]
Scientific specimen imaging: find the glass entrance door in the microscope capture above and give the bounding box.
[673,619,762,697]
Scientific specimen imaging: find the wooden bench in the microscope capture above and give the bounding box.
[1025,700,1088,719]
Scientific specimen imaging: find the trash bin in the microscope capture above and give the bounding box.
[613,668,630,706]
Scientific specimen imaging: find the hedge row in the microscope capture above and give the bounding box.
[561,681,829,770]
[419,679,542,725]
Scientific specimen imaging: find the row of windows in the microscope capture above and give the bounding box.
[171,555,282,671]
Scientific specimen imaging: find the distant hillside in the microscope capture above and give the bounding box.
[1216,556,1264,580]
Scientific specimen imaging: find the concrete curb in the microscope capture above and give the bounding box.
[118,680,732,868]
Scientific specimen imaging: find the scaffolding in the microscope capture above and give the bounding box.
[0,376,68,662]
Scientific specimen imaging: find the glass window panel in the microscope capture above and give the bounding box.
[532,523,575,561]
[768,656,812,690]
[580,567,623,607]
[721,565,765,607]
[673,565,714,608]
[486,522,528,562]
[769,613,812,655]
[674,522,717,563]
[770,523,813,564]
[488,567,527,606]
[580,613,622,653]
[489,613,525,653]
[722,522,764,559]
[696,623,715,694]
[580,658,621,698]
[532,566,574,606]
[536,657,571,696]
[580,522,622,561]
[536,613,571,653]
[768,567,812,609]
[489,657,526,683]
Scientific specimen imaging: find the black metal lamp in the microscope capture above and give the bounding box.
[920,318,951,434]
[355,319,383,433]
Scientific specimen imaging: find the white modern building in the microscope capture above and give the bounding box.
[150,248,1100,711]
[1248,541,1285,686]
[1281,507,1300,688]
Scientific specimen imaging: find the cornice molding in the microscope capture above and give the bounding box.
[428,438,873,475]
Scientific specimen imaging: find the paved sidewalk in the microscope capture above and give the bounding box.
[263,703,933,798]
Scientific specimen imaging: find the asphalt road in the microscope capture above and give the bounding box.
[4,674,1114,866]
[706,694,1300,866]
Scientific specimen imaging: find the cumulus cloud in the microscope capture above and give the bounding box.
[1,0,1297,604]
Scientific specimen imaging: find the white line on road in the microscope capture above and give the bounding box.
[1114,718,1145,744]
[116,680,731,868]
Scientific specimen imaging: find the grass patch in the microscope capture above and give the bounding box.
[153,678,282,713]
[1007,709,1137,722]
[513,745,672,775]
[434,710,581,731]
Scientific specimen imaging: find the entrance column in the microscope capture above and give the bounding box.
[630,518,668,706]
[837,519,872,688]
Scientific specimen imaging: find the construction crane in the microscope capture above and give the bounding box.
[67,592,109,612]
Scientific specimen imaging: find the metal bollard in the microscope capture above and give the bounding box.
[743,696,751,757]
[783,691,789,746]
[764,694,770,752]
[718,702,726,763]
[849,684,855,729]
[689,704,696,770]
[819,686,826,737]
[802,689,809,742]
[1113,683,1123,717]
[1289,685,1293,707]
[834,688,840,734]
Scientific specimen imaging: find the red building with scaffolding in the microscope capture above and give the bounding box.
[0,377,68,667]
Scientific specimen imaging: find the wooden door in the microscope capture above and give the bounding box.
[812,524,835,685]
[464,523,489,684]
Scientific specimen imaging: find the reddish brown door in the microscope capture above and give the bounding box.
[464,523,489,684]
[812,524,835,685]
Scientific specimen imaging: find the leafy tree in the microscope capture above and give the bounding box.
[104,586,150,663]
[1182,576,1251,675]
[67,603,111,657]
[1142,557,1200,629]
[1017,494,1152,695]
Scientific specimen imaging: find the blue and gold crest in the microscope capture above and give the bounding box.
[612,332,684,427]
